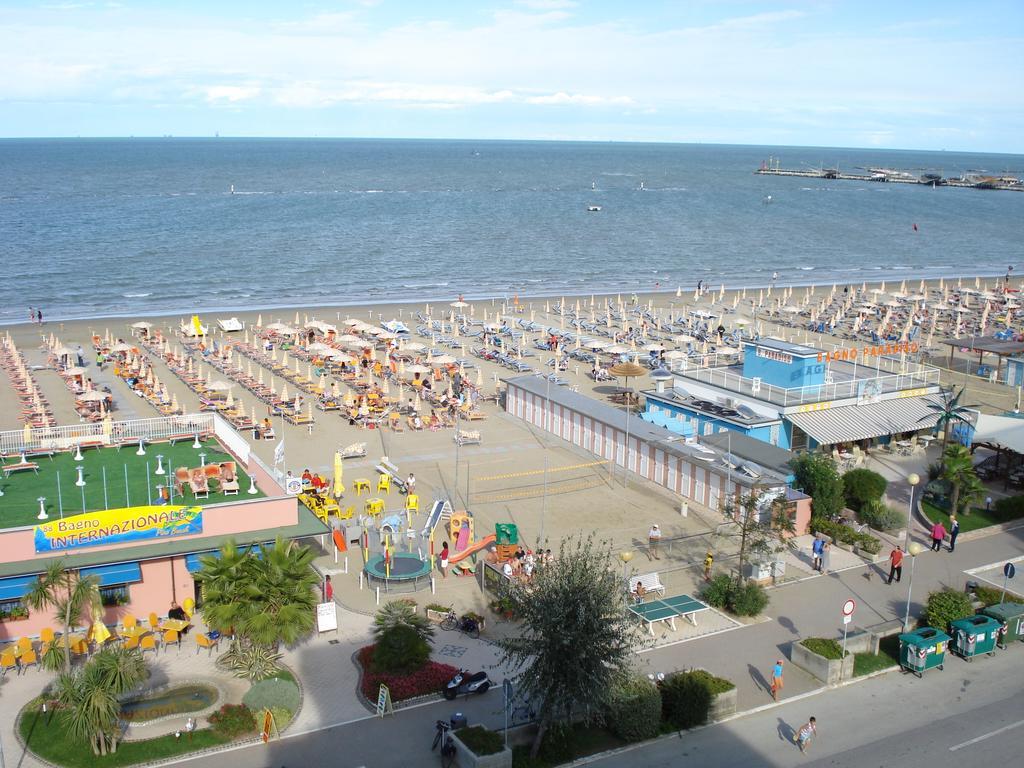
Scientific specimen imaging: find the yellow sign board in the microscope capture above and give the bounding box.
[34,505,203,553]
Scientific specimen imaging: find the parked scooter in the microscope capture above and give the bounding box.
[443,668,491,700]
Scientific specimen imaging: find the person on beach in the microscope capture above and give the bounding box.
[770,659,784,701]
[930,520,946,552]
[948,515,959,552]
[406,473,415,494]
[887,545,904,584]
[795,717,816,752]
[28,307,34,323]
[439,542,449,579]
[36,308,43,324]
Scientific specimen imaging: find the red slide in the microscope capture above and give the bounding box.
[448,534,496,564]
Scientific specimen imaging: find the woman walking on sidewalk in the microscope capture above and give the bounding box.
[930,520,946,552]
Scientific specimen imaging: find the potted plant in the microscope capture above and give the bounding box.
[489,597,515,621]
[425,603,450,623]
[0,604,30,622]
[464,611,486,633]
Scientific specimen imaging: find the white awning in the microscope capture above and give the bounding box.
[972,413,1024,454]
[787,396,941,446]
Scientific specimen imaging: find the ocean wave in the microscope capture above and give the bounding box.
[799,266,815,271]
[122,292,152,298]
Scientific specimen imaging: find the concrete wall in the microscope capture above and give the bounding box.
[790,639,856,685]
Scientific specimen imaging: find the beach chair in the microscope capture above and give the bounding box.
[219,462,240,495]
[162,630,180,653]
[189,469,210,499]
[122,635,140,651]
[174,467,190,496]
[454,430,482,446]
[195,633,219,656]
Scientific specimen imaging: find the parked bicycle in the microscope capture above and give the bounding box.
[432,719,457,767]
[440,609,481,639]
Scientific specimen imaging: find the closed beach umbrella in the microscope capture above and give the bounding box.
[333,452,345,497]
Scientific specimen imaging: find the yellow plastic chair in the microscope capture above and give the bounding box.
[365,498,385,516]
[182,598,195,618]
[336,505,354,521]
[123,614,137,630]
[70,638,89,658]
[20,649,39,672]
[162,630,180,653]
[16,637,33,654]
[148,613,160,631]
[376,474,391,494]
[40,627,56,644]
[405,493,420,513]
[123,635,140,651]
[139,635,158,656]
[1,651,17,677]
[195,633,218,656]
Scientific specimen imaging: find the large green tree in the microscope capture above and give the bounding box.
[495,535,640,758]
[24,559,101,672]
[195,536,319,650]
[53,645,148,755]
[921,386,975,462]
[790,453,844,520]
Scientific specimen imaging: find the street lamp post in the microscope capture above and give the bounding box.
[619,551,634,594]
[903,542,925,631]
[905,473,920,549]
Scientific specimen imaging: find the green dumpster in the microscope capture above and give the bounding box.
[949,614,1001,661]
[980,602,1024,648]
[898,627,950,677]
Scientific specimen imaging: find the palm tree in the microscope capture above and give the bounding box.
[53,645,147,755]
[942,445,981,516]
[25,560,101,672]
[373,599,435,644]
[196,536,319,650]
[921,386,975,463]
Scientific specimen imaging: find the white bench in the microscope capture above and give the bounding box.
[629,572,666,597]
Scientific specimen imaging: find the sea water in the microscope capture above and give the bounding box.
[0,138,1020,323]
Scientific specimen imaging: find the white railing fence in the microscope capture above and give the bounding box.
[1,413,216,455]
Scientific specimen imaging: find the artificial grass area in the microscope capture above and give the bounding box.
[853,635,901,677]
[923,500,1023,534]
[0,439,262,528]
[19,705,230,768]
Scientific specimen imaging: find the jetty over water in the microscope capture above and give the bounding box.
[755,161,1023,192]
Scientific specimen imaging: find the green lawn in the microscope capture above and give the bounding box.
[0,439,262,528]
[853,635,901,677]
[923,500,1024,534]
[19,705,230,768]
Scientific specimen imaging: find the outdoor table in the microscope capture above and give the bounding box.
[365,498,385,516]
[119,625,149,641]
[353,478,371,495]
[159,619,190,633]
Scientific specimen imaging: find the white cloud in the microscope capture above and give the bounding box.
[204,85,261,103]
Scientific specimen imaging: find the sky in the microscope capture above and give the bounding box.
[1,0,1022,152]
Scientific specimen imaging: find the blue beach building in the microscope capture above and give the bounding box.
[643,338,945,452]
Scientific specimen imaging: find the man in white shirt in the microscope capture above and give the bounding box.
[502,558,515,579]
[648,524,661,560]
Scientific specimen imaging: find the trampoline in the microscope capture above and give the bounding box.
[364,552,433,591]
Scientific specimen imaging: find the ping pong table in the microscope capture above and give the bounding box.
[629,594,709,637]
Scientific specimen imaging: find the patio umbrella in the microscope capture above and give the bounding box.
[131,321,153,329]
[333,452,345,497]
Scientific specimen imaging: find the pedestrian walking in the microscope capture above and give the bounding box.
[795,717,817,753]
[703,551,714,581]
[887,545,904,584]
[406,472,416,494]
[28,306,34,323]
[439,541,449,579]
[323,574,334,602]
[770,659,784,701]
[648,524,661,560]
[985,496,992,511]
[948,515,959,553]
[820,541,831,574]
[812,537,824,572]
[76,344,85,367]
[930,520,946,552]
[36,308,43,324]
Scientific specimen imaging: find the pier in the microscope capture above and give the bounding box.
[755,161,1023,192]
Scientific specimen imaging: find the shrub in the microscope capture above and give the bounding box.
[455,726,504,756]
[269,706,292,731]
[790,453,844,520]
[242,677,301,715]
[857,499,904,532]
[993,495,1024,520]
[699,575,769,616]
[216,640,283,682]
[660,671,714,730]
[700,574,735,610]
[801,637,846,659]
[425,603,449,614]
[374,599,434,644]
[842,469,888,511]
[538,722,574,764]
[810,517,882,555]
[374,623,430,675]
[922,588,973,632]
[973,584,1024,606]
[208,704,256,739]
[606,677,662,743]
[731,582,769,616]
[357,645,459,702]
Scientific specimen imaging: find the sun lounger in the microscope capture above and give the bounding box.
[188,469,209,499]
[454,430,481,446]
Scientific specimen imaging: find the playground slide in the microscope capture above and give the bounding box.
[420,499,448,538]
[448,534,496,565]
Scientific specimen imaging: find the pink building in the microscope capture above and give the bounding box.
[0,414,327,642]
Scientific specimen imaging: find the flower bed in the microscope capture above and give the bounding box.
[356,645,458,703]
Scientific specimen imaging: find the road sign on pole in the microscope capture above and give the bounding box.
[841,599,856,658]
[1001,562,1016,604]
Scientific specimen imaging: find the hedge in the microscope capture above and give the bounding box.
[659,670,732,730]
[606,677,662,743]
[810,517,882,555]
[857,499,905,532]
[842,468,888,511]
[993,495,1024,520]
[922,588,974,632]
[699,574,770,616]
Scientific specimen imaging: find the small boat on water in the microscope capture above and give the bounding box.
[587,205,602,212]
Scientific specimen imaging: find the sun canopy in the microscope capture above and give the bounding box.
[971,413,1024,455]
[786,396,941,446]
